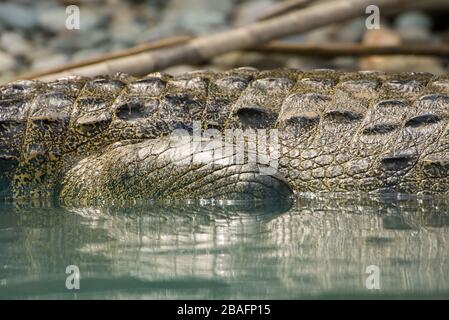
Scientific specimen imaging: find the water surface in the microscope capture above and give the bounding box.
[1,194,449,299]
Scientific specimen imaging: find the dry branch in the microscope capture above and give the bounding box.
[25,0,420,82]
[251,41,449,57]
[18,36,192,81]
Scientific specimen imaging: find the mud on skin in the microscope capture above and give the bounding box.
[1,67,449,205]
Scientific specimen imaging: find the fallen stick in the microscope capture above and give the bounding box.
[26,0,420,82]
[251,41,449,57]
[17,35,192,81]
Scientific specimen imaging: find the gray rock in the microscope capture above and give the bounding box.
[163,65,197,76]
[336,18,367,43]
[37,6,71,33]
[110,13,147,46]
[0,3,38,29]
[398,29,438,44]
[78,7,109,32]
[395,11,437,44]
[333,57,358,71]
[0,51,18,73]
[144,0,235,40]
[49,30,110,53]
[31,53,69,72]
[395,11,433,31]
[0,32,32,56]
[286,56,335,71]
[233,0,275,26]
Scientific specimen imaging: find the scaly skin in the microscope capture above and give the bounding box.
[1,67,449,204]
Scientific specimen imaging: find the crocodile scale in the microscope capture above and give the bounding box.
[1,67,449,203]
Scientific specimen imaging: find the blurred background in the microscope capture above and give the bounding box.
[1,0,449,83]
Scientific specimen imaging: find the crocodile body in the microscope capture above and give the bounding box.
[1,68,449,203]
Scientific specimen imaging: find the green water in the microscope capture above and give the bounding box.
[0,194,449,299]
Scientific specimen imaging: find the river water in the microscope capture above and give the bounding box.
[0,194,448,299]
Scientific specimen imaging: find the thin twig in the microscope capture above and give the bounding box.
[23,0,420,82]
[251,41,449,57]
[17,36,192,81]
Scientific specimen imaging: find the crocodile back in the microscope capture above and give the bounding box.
[2,68,449,199]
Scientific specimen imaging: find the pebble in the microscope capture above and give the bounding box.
[395,11,436,44]
[398,29,439,44]
[333,57,359,71]
[0,51,18,73]
[0,3,38,30]
[110,10,147,46]
[233,0,276,25]
[336,18,367,43]
[144,0,236,40]
[395,11,433,32]
[162,64,197,76]
[362,29,402,46]
[286,56,336,70]
[49,31,110,53]
[37,6,71,33]
[0,32,32,56]
[360,29,444,74]
[362,56,445,75]
[212,52,288,70]
[31,53,69,72]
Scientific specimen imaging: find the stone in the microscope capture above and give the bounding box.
[37,6,71,33]
[333,57,358,71]
[0,32,32,56]
[110,11,146,46]
[0,51,18,73]
[362,28,402,46]
[31,53,69,72]
[395,11,433,32]
[213,52,288,70]
[0,3,38,29]
[286,57,335,70]
[395,11,436,44]
[336,18,367,43]
[398,29,438,44]
[233,0,275,25]
[162,65,197,76]
[360,29,444,74]
[49,31,110,53]
[144,0,235,40]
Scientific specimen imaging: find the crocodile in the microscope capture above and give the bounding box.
[1,67,449,204]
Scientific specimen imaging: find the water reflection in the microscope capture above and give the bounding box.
[0,194,448,299]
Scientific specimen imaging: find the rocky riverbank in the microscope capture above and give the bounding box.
[0,0,448,83]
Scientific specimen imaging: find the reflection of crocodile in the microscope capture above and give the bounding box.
[1,68,449,203]
[3,195,449,298]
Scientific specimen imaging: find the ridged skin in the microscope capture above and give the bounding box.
[1,67,449,203]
